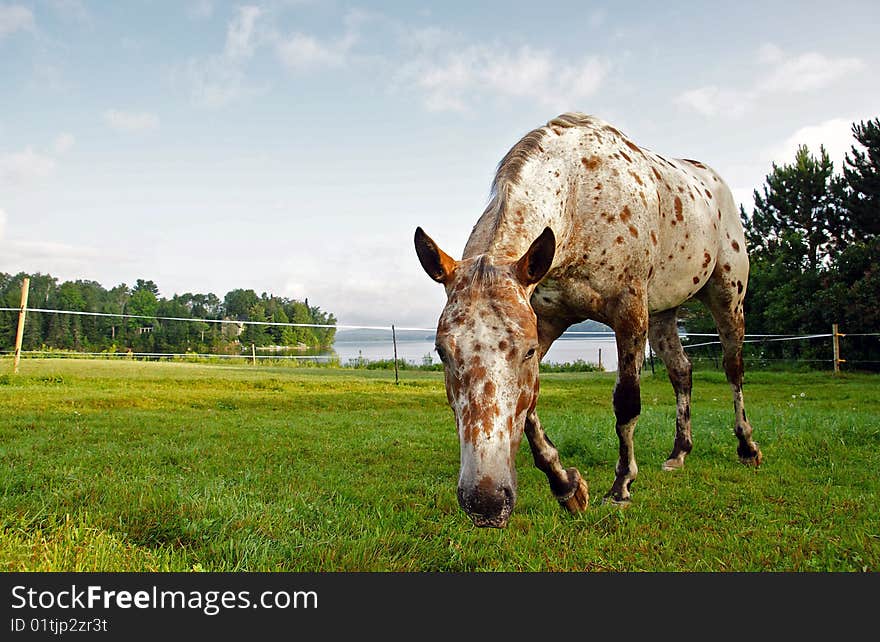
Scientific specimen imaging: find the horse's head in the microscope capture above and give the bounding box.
[414,226,555,527]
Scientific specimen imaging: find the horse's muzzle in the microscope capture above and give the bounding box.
[457,481,515,528]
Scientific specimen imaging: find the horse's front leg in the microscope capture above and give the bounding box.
[524,411,589,513]
[605,308,648,504]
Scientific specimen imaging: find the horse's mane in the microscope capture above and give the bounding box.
[464,113,596,259]
[482,112,595,222]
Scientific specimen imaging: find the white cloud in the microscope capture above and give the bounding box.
[225,5,262,60]
[177,57,253,108]
[54,133,75,154]
[50,0,91,23]
[188,0,213,19]
[401,41,608,113]
[757,52,864,94]
[0,239,113,279]
[275,236,445,328]
[275,31,356,70]
[0,148,56,184]
[176,5,268,107]
[0,4,33,38]
[103,109,160,133]
[674,86,754,118]
[677,44,865,119]
[765,117,859,168]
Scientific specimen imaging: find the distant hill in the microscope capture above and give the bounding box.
[565,319,611,333]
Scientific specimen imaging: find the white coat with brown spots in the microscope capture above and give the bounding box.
[416,112,762,528]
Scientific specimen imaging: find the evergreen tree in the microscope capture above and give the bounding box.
[240,303,270,347]
[223,289,259,321]
[843,118,880,237]
[744,145,848,272]
[269,306,289,345]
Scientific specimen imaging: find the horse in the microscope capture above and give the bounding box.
[414,112,762,528]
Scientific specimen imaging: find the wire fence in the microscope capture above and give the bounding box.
[2,306,878,371]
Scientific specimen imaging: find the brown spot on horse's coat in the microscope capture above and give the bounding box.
[619,150,632,163]
[595,183,602,190]
[498,340,508,351]
[705,189,713,199]
[616,235,624,244]
[651,231,658,245]
[737,280,744,294]
[723,263,731,271]
[629,170,643,185]
[582,155,601,170]
[648,266,654,278]
[620,205,632,223]
[651,167,663,182]
[603,125,623,137]
[693,276,700,284]
[674,196,683,219]
[702,252,711,268]
[731,240,741,252]
[628,225,639,238]
[683,158,707,169]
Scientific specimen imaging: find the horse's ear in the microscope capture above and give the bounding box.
[415,227,457,284]
[515,227,556,286]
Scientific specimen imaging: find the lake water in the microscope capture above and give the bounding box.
[332,337,619,371]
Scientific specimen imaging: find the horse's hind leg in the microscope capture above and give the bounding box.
[525,412,589,513]
[698,278,763,466]
[648,308,694,470]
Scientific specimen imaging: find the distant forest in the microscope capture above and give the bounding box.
[0,273,336,355]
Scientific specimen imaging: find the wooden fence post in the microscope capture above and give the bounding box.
[251,343,256,366]
[13,277,30,374]
[598,348,602,370]
[392,325,399,385]
[832,324,845,373]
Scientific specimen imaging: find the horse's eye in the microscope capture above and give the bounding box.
[524,347,537,361]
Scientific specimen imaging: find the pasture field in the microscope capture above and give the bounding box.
[0,358,877,572]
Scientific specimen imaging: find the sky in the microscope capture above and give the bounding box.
[1,0,878,329]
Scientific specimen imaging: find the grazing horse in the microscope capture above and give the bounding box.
[415,112,762,528]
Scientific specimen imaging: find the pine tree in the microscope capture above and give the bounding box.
[744,145,848,272]
[843,117,880,237]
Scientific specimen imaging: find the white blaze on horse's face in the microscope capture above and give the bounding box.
[415,226,555,528]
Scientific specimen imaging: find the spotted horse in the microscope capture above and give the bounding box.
[415,112,762,528]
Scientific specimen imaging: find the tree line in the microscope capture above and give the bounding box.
[0,276,337,355]
[682,117,880,369]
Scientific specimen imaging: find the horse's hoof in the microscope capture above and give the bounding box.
[739,446,763,467]
[661,457,685,471]
[601,492,632,507]
[556,468,589,514]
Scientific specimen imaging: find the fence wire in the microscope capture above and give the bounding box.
[2,306,878,369]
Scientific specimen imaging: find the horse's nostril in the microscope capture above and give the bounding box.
[458,480,516,527]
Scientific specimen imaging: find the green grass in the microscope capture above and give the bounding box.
[0,358,877,571]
